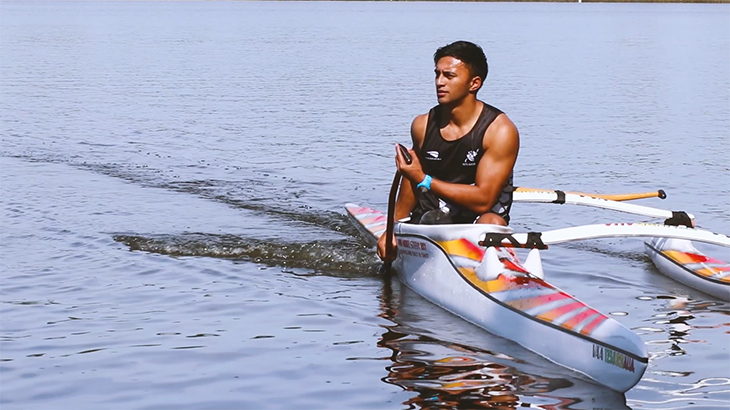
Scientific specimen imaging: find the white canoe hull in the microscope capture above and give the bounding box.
[345,204,647,392]
[646,238,730,301]
[394,223,647,393]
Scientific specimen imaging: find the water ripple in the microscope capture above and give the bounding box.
[113,233,380,277]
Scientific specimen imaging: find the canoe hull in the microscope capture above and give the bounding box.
[345,204,647,391]
[393,222,646,393]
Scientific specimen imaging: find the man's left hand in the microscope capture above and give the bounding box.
[395,145,425,184]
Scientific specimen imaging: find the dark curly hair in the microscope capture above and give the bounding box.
[434,41,488,85]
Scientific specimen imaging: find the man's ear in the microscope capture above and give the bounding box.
[469,76,482,93]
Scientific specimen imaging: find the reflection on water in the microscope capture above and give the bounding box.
[639,295,729,360]
[634,295,730,408]
[381,333,568,409]
[376,277,629,410]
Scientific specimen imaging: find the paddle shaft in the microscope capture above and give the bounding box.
[515,187,666,202]
[383,144,414,269]
[382,171,401,270]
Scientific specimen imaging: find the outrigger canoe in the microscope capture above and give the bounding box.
[346,189,730,392]
[346,204,648,392]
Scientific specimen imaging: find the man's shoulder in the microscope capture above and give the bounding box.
[412,112,429,126]
[492,111,515,128]
[411,113,430,141]
[483,111,518,149]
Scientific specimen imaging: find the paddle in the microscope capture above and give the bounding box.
[515,187,666,202]
[381,144,413,273]
[479,222,730,250]
[382,172,401,273]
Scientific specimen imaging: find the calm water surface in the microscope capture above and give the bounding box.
[1,1,729,409]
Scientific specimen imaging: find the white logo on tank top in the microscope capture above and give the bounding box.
[463,149,479,166]
[426,151,441,160]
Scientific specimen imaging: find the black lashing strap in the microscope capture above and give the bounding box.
[664,211,693,227]
[553,190,566,204]
[479,232,549,250]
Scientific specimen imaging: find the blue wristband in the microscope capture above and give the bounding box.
[417,175,432,190]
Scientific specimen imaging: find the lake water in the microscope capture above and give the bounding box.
[1,1,729,409]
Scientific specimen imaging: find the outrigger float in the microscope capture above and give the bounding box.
[345,187,730,392]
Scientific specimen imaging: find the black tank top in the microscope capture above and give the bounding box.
[419,102,502,184]
[417,102,514,223]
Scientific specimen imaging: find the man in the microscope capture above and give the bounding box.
[377,41,519,261]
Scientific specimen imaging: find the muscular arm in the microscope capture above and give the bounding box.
[397,114,519,215]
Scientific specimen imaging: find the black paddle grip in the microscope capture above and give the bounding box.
[397,144,412,165]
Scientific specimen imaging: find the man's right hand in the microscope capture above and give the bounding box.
[377,232,398,262]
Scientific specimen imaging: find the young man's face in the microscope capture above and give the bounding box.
[434,56,480,105]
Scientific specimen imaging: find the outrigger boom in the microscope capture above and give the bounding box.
[513,188,695,222]
[515,187,666,202]
[480,222,730,250]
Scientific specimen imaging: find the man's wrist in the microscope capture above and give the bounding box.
[416,174,432,190]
